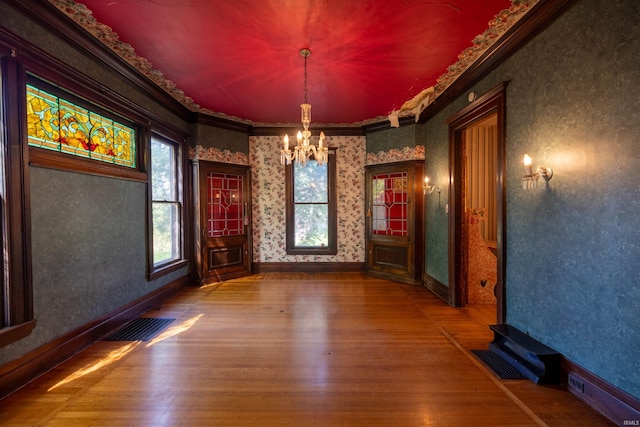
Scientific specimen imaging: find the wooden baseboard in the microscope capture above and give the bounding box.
[0,275,188,398]
[562,357,640,425]
[253,262,366,273]
[423,274,450,303]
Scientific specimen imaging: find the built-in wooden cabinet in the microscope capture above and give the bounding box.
[365,160,424,285]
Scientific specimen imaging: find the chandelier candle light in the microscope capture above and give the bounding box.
[281,48,328,167]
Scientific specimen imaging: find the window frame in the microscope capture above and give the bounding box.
[0,53,36,347]
[147,132,188,280]
[285,150,337,256]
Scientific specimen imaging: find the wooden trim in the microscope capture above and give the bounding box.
[146,133,189,281]
[147,260,189,282]
[29,148,148,183]
[285,150,338,256]
[253,262,366,273]
[562,357,640,425]
[0,320,36,348]
[423,274,449,303]
[193,112,252,133]
[0,275,188,398]
[446,82,508,324]
[1,54,34,337]
[5,0,192,122]
[418,0,579,124]
[361,0,580,133]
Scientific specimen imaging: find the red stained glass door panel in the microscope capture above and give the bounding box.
[198,162,252,282]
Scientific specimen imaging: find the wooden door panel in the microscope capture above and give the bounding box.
[197,162,252,283]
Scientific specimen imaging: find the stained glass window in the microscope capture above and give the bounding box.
[26,85,136,168]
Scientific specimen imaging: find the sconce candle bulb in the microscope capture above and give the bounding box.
[522,154,553,189]
[423,176,441,195]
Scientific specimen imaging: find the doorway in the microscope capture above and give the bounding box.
[194,160,252,283]
[446,82,508,324]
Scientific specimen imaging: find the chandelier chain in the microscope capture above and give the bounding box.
[280,48,328,167]
[303,53,308,105]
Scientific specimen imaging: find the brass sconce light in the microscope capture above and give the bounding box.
[522,154,553,189]
[423,177,441,195]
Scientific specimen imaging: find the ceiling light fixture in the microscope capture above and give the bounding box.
[281,48,328,167]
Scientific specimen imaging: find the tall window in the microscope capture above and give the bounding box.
[285,152,337,255]
[150,136,183,268]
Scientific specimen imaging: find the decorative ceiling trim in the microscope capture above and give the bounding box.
[48,0,538,127]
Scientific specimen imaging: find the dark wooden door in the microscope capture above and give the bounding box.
[365,160,424,285]
[197,161,252,283]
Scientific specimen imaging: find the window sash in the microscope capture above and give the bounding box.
[150,137,184,271]
[285,152,337,255]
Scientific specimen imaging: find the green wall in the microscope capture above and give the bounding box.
[366,123,424,153]
[191,123,249,153]
[424,0,640,399]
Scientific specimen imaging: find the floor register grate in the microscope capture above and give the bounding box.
[471,349,528,380]
[103,317,175,342]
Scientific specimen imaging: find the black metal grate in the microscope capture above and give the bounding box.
[103,318,175,342]
[471,350,528,380]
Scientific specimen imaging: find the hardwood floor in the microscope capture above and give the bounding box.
[0,273,612,426]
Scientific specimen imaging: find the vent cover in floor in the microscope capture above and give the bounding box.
[471,349,528,380]
[104,318,175,341]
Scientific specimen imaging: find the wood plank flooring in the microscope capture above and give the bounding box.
[0,273,613,426]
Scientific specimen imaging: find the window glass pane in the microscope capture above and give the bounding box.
[294,204,328,247]
[151,139,176,200]
[26,85,136,168]
[294,161,327,203]
[153,202,179,264]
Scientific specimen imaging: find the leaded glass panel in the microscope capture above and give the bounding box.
[207,173,244,237]
[26,85,136,168]
[372,172,408,236]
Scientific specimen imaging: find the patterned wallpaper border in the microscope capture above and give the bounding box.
[189,145,249,165]
[366,145,425,166]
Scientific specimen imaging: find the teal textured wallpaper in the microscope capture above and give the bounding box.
[424,0,640,399]
[366,124,423,154]
[0,2,188,365]
[191,123,249,154]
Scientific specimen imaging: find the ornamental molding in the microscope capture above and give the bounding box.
[48,0,539,127]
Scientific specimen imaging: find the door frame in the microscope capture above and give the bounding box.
[192,159,252,284]
[445,81,509,324]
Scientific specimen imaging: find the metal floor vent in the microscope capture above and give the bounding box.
[104,317,175,342]
[471,350,528,380]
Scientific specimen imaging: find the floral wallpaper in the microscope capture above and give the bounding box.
[366,145,425,165]
[189,145,249,165]
[249,135,366,263]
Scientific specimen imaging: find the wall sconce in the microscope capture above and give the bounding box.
[423,177,441,195]
[522,154,553,189]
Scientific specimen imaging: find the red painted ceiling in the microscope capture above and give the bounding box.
[75,0,512,125]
